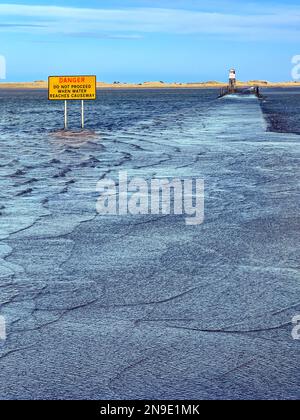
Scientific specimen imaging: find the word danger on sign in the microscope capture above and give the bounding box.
[48,75,96,100]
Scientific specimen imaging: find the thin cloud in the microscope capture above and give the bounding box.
[0,23,45,27]
[66,32,143,40]
[0,3,300,41]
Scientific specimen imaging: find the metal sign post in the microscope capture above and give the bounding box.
[81,100,84,129]
[64,100,68,130]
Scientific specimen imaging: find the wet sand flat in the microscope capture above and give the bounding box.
[0,90,299,399]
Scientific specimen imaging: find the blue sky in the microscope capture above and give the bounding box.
[0,0,300,82]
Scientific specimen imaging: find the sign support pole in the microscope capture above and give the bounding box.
[81,100,85,130]
[64,100,68,130]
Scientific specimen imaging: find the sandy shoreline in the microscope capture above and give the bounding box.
[1,80,300,89]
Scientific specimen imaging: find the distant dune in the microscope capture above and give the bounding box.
[1,80,300,89]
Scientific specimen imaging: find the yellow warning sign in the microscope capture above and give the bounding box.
[48,75,96,101]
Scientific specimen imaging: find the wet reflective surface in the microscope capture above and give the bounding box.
[0,89,299,400]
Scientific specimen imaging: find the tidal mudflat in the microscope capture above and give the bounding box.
[0,88,299,399]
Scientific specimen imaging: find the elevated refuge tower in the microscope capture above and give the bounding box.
[229,68,236,92]
[218,68,262,98]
